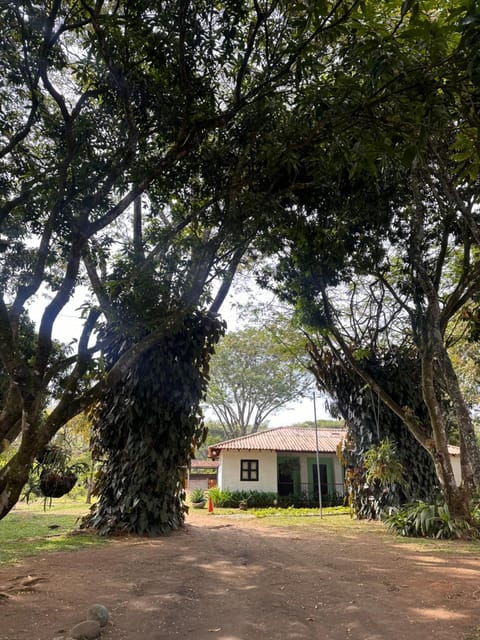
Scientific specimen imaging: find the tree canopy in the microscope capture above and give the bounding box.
[1,0,480,532]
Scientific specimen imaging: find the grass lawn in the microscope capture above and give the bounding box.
[203,504,353,521]
[202,505,480,554]
[197,503,380,535]
[3,499,479,567]
[0,498,108,565]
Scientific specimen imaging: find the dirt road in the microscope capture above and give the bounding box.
[1,510,480,640]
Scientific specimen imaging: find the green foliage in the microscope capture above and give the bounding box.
[23,444,88,504]
[276,491,344,508]
[207,488,343,509]
[208,488,275,508]
[383,500,478,539]
[0,314,36,406]
[314,348,438,518]
[195,421,226,459]
[207,319,311,439]
[0,444,16,469]
[251,505,349,518]
[206,314,312,438]
[254,0,480,520]
[294,419,345,429]
[207,487,234,507]
[2,0,478,529]
[472,501,480,527]
[364,438,404,487]
[190,488,207,504]
[1,0,360,521]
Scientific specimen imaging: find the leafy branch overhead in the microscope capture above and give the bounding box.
[257,2,480,523]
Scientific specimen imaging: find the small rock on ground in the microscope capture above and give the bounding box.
[70,619,101,639]
[87,603,109,627]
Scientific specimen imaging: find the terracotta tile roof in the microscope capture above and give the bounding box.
[208,427,346,458]
[208,428,461,460]
[190,459,219,469]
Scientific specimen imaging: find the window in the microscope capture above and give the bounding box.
[240,459,259,481]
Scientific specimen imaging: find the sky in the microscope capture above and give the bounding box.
[263,395,330,427]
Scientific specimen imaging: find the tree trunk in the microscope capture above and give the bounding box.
[421,346,473,521]
[0,456,31,519]
[83,311,223,535]
[435,341,480,490]
[0,410,43,519]
[85,470,95,504]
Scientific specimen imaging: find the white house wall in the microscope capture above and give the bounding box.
[332,456,344,489]
[216,448,462,494]
[218,450,278,492]
[217,450,344,494]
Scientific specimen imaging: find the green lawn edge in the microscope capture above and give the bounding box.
[0,500,108,565]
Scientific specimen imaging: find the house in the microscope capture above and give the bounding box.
[208,427,346,499]
[187,459,219,490]
[207,428,464,500]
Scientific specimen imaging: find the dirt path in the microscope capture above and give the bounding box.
[1,510,480,640]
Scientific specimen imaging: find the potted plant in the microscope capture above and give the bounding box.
[190,488,207,508]
[238,495,250,510]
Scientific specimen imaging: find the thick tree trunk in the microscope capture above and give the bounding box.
[0,456,31,519]
[0,401,63,520]
[0,413,42,520]
[435,343,480,490]
[83,311,223,535]
[421,347,473,522]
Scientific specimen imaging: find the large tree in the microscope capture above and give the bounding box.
[0,0,361,525]
[307,343,440,518]
[206,319,312,439]
[259,3,480,522]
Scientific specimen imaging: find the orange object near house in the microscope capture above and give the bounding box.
[208,496,214,513]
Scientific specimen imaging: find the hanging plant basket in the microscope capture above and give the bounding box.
[36,445,66,465]
[39,470,77,498]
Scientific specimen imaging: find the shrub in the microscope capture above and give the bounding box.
[383,500,476,539]
[207,489,276,508]
[472,502,480,526]
[207,487,232,506]
[206,489,344,509]
[190,488,206,503]
[276,491,344,508]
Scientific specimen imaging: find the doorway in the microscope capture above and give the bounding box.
[277,457,300,496]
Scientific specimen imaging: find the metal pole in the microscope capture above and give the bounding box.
[313,393,323,518]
